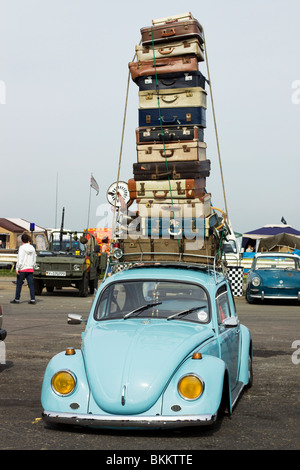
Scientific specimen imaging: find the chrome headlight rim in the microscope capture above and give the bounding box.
[251,276,261,287]
[73,264,81,271]
[51,369,77,397]
[177,373,205,401]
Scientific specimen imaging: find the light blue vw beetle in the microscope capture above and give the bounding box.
[41,263,252,429]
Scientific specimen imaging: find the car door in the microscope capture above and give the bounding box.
[216,284,240,389]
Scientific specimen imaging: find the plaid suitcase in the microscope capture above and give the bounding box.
[132,160,211,180]
[136,125,204,144]
[136,71,207,91]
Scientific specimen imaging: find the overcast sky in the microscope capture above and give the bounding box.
[0,0,299,233]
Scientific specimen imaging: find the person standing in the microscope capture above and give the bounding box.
[10,233,36,304]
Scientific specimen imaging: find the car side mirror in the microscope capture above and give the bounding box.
[222,317,239,328]
[67,313,86,325]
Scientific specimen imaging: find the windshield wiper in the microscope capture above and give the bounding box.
[167,305,205,321]
[123,302,162,319]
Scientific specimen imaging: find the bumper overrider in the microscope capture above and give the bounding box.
[42,410,217,428]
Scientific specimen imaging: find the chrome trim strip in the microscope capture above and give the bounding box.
[251,294,300,300]
[42,410,217,428]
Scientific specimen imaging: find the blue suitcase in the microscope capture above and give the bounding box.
[136,71,207,91]
[138,106,206,127]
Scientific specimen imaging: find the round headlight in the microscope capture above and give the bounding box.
[34,264,40,270]
[252,276,261,287]
[178,374,204,400]
[51,370,76,396]
[73,264,81,271]
[113,248,123,259]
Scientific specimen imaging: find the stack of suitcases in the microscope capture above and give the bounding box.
[122,12,219,263]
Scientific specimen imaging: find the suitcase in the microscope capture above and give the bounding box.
[132,160,211,180]
[140,18,204,46]
[129,55,199,82]
[120,237,153,261]
[136,38,204,62]
[141,216,206,239]
[138,87,207,109]
[128,178,206,201]
[136,71,206,91]
[137,193,212,218]
[182,235,219,263]
[151,12,195,25]
[137,140,207,163]
[136,125,204,144]
[138,106,206,127]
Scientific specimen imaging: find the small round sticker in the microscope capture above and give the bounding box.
[197,310,208,322]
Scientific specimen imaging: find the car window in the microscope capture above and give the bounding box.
[95,280,210,323]
[216,285,232,324]
[254,256,297,270]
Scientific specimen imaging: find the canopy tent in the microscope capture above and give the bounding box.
[242,224,300,250]
[258,233,300,252]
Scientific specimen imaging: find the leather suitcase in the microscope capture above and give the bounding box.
[136,125,204,143]
[132,160,211,180]
[138,107,206,127]
[136,141,207,163]
[136,71,206,91]
[136,38,204,62]
[120,237,183,262]
[140,19,204,46]
[152,12,195,25]
[129,55,199,82]
[137,193,212,218]
[182,235,219,263]
[141,216,206,239]
[128,178,206,201]
[138,87,207,109]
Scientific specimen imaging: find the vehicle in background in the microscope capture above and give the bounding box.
[245,252,300,303]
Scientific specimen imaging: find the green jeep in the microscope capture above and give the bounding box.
[33,231,100,297]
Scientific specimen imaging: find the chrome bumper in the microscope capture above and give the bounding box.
[42,410,217,429]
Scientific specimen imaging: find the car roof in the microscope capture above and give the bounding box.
[254,252,300,258]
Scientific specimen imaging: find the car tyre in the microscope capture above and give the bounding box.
[78,274,88,297]
[245,288,255,304]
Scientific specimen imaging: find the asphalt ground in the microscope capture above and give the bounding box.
[0,277,299,453]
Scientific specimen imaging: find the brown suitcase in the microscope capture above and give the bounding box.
[120,237,153,262]
[137,193,212,218]
[129,55,199,82]
[128,178,206,201]
[140,19,204,46]
[182,235,219,264]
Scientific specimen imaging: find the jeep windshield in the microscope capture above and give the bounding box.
[95,280,210,323]
[49,232,87,254]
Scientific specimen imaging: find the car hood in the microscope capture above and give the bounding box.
[83,319,213,415]
[256,270,300,287]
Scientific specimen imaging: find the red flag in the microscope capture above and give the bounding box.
[90,174,99,195]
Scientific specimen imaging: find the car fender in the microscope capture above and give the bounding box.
[161,354,227,417]
[238,324,252,385]
[41,350,90,414]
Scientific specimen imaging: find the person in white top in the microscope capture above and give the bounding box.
[10,233,36,304]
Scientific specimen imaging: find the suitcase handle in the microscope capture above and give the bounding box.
[160,79,177,86]
[161,95,178,103]
[161,116,177,124]
[161,28,176,37]
[158,47,174,55]
[159,149,174,158]
[153,190,169,199]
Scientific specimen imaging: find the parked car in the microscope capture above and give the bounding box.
[0,304,7,342]
[246,252,300,303]
[41,263,252,429]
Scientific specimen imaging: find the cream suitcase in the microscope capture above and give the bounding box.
[138,87,207,109]
[136,39,204,62]
[137,141,207,163]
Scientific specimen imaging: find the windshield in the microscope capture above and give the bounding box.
[254,256,298,270]
[50,232,86,253]
[95,280,210,323]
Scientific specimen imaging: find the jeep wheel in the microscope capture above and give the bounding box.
[78,274,88,297]
[34,280,43,295]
